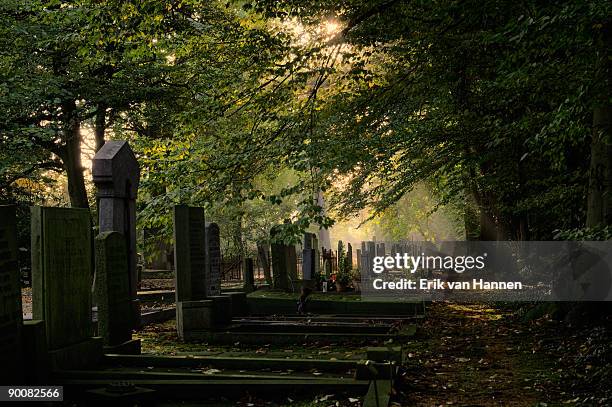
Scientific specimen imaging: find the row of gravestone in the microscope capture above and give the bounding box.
[172,205,250,340]
[0,205,139,384]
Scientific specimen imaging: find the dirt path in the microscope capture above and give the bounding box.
[397,303,610,407]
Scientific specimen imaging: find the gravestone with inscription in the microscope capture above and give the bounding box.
[0,206,24,384]
[302,233,316,281]
[243,257,255,292]
[95,232,140,354]
[173,206,210,339]
[31,206,102,369]
[92,140,140,328]
[173,205,207,302]
[205,222,222,297]
[270,226,289,290]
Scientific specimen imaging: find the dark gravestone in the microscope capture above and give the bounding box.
[205,223,222,297]
[95,232,140,353]
[173,205,207,302]
[302,233,316,281]
[347,243,353,269]
[243,257,255,292]
[270,226,289,290]
[31,206,102,369]
[377,243,386,256]
[356,249,362,269]
[92,141,140,328]
[286,244,298,282]
[0,206,24,383]
[173,206,210,340]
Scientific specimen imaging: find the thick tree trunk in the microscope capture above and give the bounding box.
[257,241,272,285]
[464,190,480,240]
[94,103,106,152]
[586,23,612,228]
[61,101,89,209]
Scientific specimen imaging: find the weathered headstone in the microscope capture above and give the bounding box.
[0,206,24,383]
[173,206,211,340]
[173,205,207,302]
[302,233,316,281]
[92,140,140,328]
[376,243,386,256]
[205,222,222,297]
[243,257,255,292]
[31,206,102,369]
[347,243,353,269]
[270,226,289,290]
[286,244,298,282]
[95,232,140,354]
[356,249,362,270]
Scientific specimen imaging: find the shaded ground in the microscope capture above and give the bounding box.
[398,303,612,406]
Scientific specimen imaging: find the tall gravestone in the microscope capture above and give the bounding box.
[302,233,316,281]
[356,249,362,269]
[95,232,140,354]
[347,243,353,269]
[31,207,102,369]
[173,206,212,339]
[270,226,289,290]
[92,141,140,328]
[243,257,255,292]
[173,206,207,302]
[205,223,222,297]
[0,206,24,383]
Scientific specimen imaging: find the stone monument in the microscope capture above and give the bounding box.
[92,140,140,328]
[95,232,141,353]
[0,206,24,383]
[31,207,102,369]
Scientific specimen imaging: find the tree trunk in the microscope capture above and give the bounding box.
[464,190,480,240]
[257,241,272,285]
[61,100,89,209]
[94,103,106,152]
[586,22,612,228]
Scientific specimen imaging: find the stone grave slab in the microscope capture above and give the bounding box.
[95,231,140,354]
[0,205,24,383]
[31,206,102,369]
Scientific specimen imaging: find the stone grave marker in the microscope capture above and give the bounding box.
[92,140,140,328]
[31,206,102,369]
[173,206,211,340]
[356,249,362,269]
[0,205,24,383]
[347,243,353,269]
[243,257,255,292]
[302,233,316,281]
[205,223,222,297]
[173,205,207,302]
[270,226,289,290]
[95,231,140,353]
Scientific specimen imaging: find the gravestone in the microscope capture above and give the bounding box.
[31,206,102,369]
[377,243,386,256]
[302,233,316,281]
[347,243,353,269]
[205,222,222,297]
[173,206,210,340]
[173,205,207,302]
[356,249,362,269]
[270,226,289,290]
[92,140,140,328]
[0,206,24,383]
[243,257,255,292]
[95,232,140,354]
[286,244,298,282]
